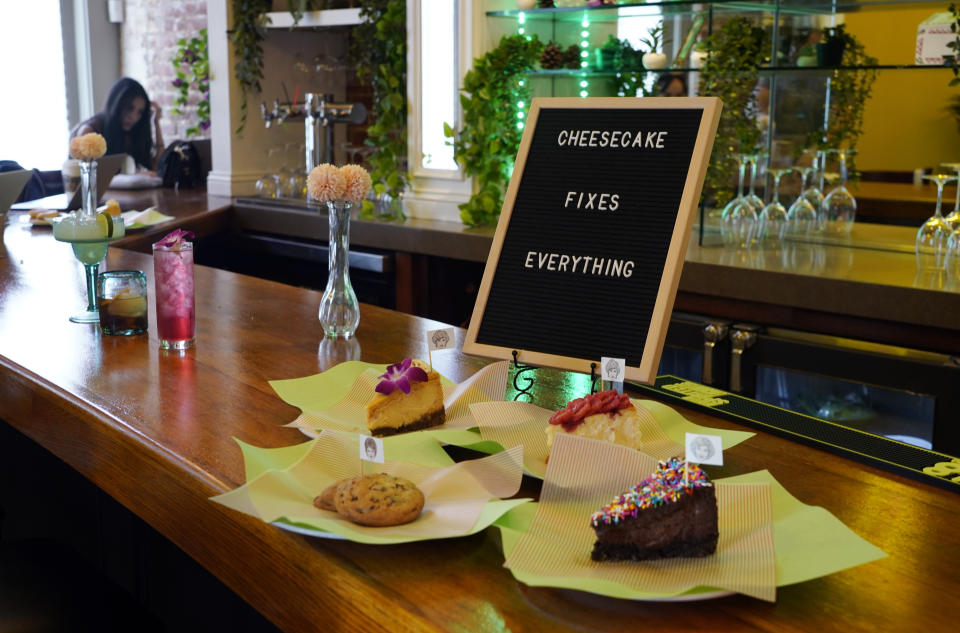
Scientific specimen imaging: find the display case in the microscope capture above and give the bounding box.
[483,1,959,225]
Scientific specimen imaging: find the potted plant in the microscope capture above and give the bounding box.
[641,22,668,70]
[818,24,853,67]
[689,40,708,69]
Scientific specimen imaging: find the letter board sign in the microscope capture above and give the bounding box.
[464,97,721,384]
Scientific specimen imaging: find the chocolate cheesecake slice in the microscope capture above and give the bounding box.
[590,458,718,562]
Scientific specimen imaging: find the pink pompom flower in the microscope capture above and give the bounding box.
[69,133,107,161]
[307,163,345,202]
[340,164,372,205]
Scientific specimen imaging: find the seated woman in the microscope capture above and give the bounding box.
[70,77,165,172]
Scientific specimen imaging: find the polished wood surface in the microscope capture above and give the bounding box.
[1,206,959,632]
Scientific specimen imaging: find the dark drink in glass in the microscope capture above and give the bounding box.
[97,271,148,335]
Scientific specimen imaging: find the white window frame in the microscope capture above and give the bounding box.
[405,0,477,222]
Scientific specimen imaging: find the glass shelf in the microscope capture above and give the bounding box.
[487,0,944,20]
[528,64,953,78]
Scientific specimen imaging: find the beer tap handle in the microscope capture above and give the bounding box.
[260,102,272,128]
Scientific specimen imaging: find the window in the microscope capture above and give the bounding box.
[0,0,69,170]
[418,0,457,172]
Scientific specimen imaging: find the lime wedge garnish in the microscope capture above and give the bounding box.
[96,212,114,238]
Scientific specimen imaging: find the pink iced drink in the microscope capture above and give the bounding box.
[153,241,195,348]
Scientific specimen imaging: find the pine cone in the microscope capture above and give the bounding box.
[541,42,564,70]
[563,45,582,69]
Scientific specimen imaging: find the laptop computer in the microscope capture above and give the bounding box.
[0,170,32,216]
[11,153,127,211]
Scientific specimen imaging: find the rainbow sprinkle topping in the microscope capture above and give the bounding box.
[590,457,712,527]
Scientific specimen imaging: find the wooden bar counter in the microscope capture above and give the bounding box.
[2,205,959,632]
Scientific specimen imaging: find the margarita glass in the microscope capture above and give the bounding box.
[51,158,125,323]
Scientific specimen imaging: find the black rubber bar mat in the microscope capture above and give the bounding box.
[633,375,960,494]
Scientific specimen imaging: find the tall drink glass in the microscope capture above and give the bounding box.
[153,235,195,349]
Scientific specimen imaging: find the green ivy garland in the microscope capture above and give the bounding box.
[697,18,768,208]
[947,2,960,86]
[171,28,211,138]
[445,35,544,227]
[947,3,960,132]
[806,34,877,179]
[231,0,271,135]
[351,0,408,218]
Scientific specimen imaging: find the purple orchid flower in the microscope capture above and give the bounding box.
[154,229,195,250]
[172,78,185,88]
[375,358,428,395]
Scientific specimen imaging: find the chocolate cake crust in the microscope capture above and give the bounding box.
[369,407,445,437]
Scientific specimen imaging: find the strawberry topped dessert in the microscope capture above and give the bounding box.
[545,389,644,454]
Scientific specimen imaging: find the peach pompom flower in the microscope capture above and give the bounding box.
[340,164,372,205]
[307,163,345,203]
[69,133,107,161]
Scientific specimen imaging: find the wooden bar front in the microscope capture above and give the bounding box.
[1,205,959,632]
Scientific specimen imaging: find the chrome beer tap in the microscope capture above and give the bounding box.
[303,93,367,172]
[260,93,367,172]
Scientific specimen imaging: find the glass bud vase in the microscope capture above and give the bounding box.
[79,159,97,220]
[318,201,360,338]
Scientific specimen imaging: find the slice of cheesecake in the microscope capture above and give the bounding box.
[365,359,446,437]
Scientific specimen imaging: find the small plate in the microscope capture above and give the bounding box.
[273,519,347,541]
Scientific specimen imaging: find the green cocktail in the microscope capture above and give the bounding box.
[71,242,110,265]
[52,212,125,323]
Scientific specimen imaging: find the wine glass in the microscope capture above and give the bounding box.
[287,143,308,199]
[50,159,125,322]
[945,229,960,287]
[821,149,857,235]
[276,143,295,198]
[940,162,960,230]
[744,154,765,214]
[786,168,818,238]
[915,173,957,272]
[720,155,757,248]
[800,150,824,215]
[255,174,278,198]
[758,168,791,245]
[255,147,283,198]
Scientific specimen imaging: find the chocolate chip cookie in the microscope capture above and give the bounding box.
[313,477,358,512]
[334,473,424,527]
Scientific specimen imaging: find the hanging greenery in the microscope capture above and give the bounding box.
[805,34,877,179]
[171,28,211,138]
[947,2,960,86]
[445,35,544,227]
[231,1,329,135]
[231,0,271,135]
[350,0,408,218]
[697,18,768,208]
[947,3,960,132]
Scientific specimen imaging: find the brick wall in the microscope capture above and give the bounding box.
[120,0,208,144]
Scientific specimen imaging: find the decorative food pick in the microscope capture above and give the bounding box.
[366,358,446,436]
[155,228,195,249]
[307,163,371,204]
[69,133,107,161]
[590,457,718,562]
[545,389,644,454]
[340,164,373,204]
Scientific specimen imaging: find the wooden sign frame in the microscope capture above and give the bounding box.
[463,97,722,384]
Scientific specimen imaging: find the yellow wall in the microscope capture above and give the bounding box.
[844,8,960,171]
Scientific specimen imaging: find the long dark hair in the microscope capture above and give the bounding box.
[97,78,153,168]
